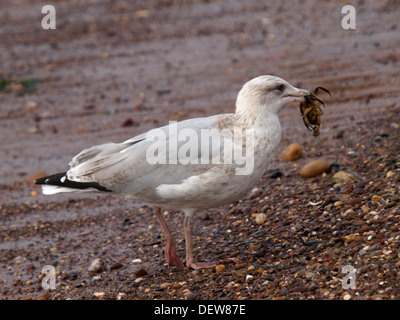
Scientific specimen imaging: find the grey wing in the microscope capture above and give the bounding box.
[66,115,230,199]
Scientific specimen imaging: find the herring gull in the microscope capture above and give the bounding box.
[35,75,310,270]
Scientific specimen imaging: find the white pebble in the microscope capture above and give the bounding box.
[88,258,105,272]
[132,258,142,263]
[255,213,267,225]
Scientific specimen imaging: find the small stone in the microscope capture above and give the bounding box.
[300,159,330,178]
[132,258,142,264]
[245,275,253,282]
[372,195,382,202]
[361,205,370,213]
[37,291,51,300]
[268,169,283,179]
[185,292,197,300]
[93,292,105,298]
[348,198,362,205]
[255,213,267,225]
[30,190,38,197]
[386,171,394,178]
[25,101,38,111]
[215,264,225,273]
[199,212,210,220]
[134,268,147,277]
[135,277,144,283]
[117,293,126,300]
[328,171,362,184]
[134,9,149,18]
[306,271,318,279]
[343,293,351,300]
[110,262,122,270]
[281,143,303,161]
[334,201,343,207]
[249,244,258,251]
[173,283,183,290]
[49,247,57,252]
[247,265,255,272]
[88,258,105,273]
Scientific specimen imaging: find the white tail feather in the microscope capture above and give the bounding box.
[42,185,98,195]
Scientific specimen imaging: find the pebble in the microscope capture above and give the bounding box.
[132,258,142,264]
[361,205,370,213]
[328,171,361,184]
[173,283,183,290]
[348,198,362,205]
[215,264,225,273]
[281,143,303,161]
[25,101,37,111]
[300,159,330,178]
[255,213,267,225]
[247,265,255,272]
[93,292,105,298]
[199,212,210,220]
[117,293,126,300]
[249,244,258,251]
[372,195,382,202]
[37,291,51,300]
[88,258,105,273]
[110,262,123,270]
[386,171,394,178]
[343,293,351,300]
[134,268,147,277]
[185,292,197,300]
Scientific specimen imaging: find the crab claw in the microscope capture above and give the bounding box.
[314,87,332,98]
[307,94,326,107]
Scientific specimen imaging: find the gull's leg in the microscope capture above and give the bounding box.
[184,214,219,269]
[153,206,184,270]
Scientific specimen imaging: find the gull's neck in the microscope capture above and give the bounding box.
[234,102,280,129]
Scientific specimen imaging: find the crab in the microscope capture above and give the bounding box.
[300,86,331,137]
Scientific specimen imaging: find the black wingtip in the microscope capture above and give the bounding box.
[34,171,112,192]
[34,172,66,185]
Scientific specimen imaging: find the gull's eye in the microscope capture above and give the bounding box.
[275,84,286,94]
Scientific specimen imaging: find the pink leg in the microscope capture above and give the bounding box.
[184,215,219,269]
[153,207,185,270]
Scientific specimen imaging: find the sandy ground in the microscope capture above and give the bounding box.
[0,0,399,300]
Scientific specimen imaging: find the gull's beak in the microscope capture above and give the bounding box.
[285,88,311,102]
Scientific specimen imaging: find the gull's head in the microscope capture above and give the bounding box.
[236,75,310,116]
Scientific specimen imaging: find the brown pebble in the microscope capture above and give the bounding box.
[249,244,258,251]
[172,283,182,290]
[288,286,307,293]
[110,262,123,270]
[300,159,330,178]
[348,198,362,205]
[215,264,225,273]
[37,291,51,300]
[134,268,147,277]
[281,143,303,161]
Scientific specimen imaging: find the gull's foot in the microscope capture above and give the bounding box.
[165,241,185,270]
[185,260,219,270]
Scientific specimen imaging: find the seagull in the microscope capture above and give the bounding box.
[35,75,310,270]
